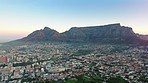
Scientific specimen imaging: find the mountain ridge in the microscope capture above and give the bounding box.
[2,23,148,46]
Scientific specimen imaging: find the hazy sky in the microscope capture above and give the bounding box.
[0,0,148,43]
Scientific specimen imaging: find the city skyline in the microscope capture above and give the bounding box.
[0,0,148,43]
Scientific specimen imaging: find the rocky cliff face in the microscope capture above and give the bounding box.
[4,23,148,45]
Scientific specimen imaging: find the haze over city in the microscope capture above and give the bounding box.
[0,0,148,43]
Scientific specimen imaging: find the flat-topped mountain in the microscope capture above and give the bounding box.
[3,23,148,46]
[62,23,137,43]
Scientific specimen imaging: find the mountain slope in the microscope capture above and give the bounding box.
[21,27,62,42]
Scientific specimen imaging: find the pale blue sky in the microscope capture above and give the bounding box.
[0,0,148,42]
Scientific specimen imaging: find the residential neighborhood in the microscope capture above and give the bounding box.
[0,43,148,83]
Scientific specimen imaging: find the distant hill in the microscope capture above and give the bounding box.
[2,23,148,46]
[137,34,148,41]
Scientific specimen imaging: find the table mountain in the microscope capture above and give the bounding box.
[62,23,137,44]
